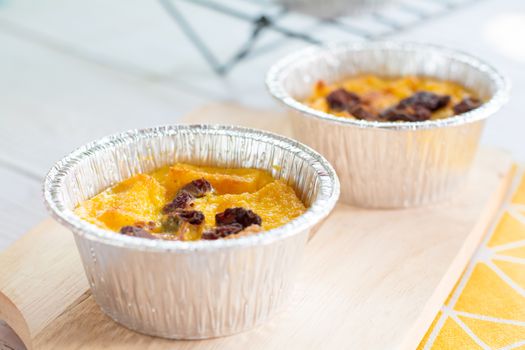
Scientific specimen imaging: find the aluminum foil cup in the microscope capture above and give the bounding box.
[43,125,339,339]
[266,42,510,208]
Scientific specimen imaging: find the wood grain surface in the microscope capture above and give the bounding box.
[0,104,516,350]
[0,220,88,349]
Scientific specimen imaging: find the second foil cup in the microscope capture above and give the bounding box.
[266,42,509,208]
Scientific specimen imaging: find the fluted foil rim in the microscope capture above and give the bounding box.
[266,41,510,130]
[43,124,340,252]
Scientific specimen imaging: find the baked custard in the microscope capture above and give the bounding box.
[305,75,483,122]
[75,163,306,241]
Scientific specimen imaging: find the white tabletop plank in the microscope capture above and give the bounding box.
[0,166,45,251]
[0,30,211,172]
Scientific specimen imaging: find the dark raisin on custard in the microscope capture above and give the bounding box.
[378,91,451,122]
[202,223,244,240]
[325,88,381,121]
[398,91,451,112]
[326,88,361,111]
[348,105,378,121]
[380,104,432,122]
[179,178,212,198]
[161,209,205,232]
[162,179,212,214]
[177,210,205,225]
[215,207,262,228]
[453,97,482,115]
[162,191,193,214]
[120,226,158,239]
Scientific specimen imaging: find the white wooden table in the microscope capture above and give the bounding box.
[0,0,524,348]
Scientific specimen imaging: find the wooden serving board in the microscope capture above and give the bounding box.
[0,103,516,350]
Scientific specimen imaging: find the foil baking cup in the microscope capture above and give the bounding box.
[43,125,339,339]
[266,41,510,208]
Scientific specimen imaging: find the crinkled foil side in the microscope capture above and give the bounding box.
[267,42,509,207]
[291,112,484,206]
[74,226,307,338]
[43,125,340,338]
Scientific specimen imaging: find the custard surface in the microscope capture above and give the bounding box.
[75,163,306,240]
[305,75,481,122]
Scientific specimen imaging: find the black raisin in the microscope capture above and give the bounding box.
[348,105,378,121]
[179,178,212,198]
[398,92,450,112]
[177,210,205,225]
[453,97,482,115]
[380,104,432,122]
[326,88,361,111]
[202,223,243,240]
[162,191,193,214]
[120,226,157,239]
[162,179,212,214]
[215,207,262,228]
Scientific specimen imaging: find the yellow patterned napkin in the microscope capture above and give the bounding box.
[419,169,525,349]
